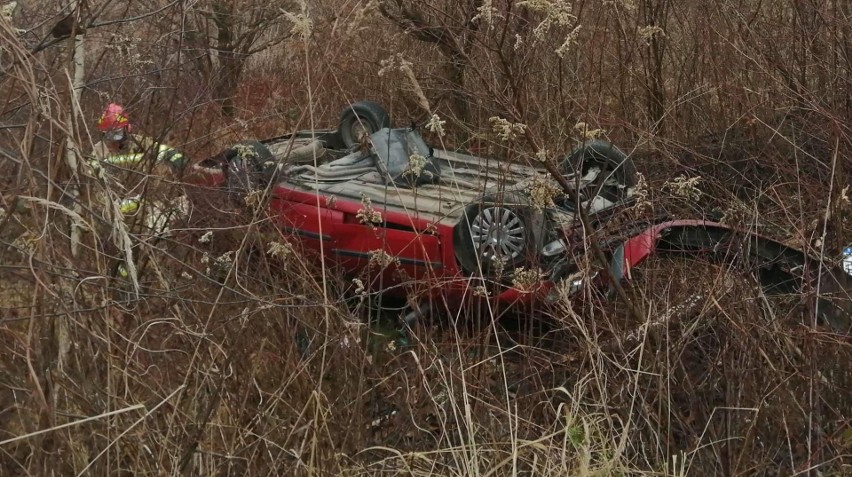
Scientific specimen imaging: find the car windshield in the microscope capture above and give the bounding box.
[370,128,437,187]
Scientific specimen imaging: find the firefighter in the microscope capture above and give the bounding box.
[90,103,190,279]
[92,103,186,169]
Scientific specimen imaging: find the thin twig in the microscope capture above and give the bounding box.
[0,404,145,446]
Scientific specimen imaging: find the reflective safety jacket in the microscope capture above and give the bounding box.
[89,134,186,197]
[89,135,190,279]
[91,134,186,169]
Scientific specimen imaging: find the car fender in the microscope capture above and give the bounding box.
[611,219,851,332]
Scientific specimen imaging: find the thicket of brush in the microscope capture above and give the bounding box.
[0,1,850,475]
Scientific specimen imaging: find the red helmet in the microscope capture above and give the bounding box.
[97,103,132,133]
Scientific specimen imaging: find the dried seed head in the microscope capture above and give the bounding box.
[528,175,561,210]
[573,121,605,139]
[630,172,651,214]
[555,25,582,58]
[357,194,383,224]
[198,230,213,244]
[638,25,665,44]
[267,241,294,260]
[663,175,703,202]
[472,285,491,297]
[369,249,398,268]
[282,0,313,41]
[426,114,446,137]
[403,153,427,179]
[520,0,576,41]
[472,0,497,29]
[489,116,527,141]
[512,267,545,292]
[1,2,17,20]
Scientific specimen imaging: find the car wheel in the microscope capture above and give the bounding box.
[224,141,275,198]
[339,101,391,149]
[453,192,546,276]
[560,140,637,204]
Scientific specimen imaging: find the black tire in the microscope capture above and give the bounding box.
[453,192,546,276]
[224,140,275,197]
[339,101,391,149]
[560,140,637,204]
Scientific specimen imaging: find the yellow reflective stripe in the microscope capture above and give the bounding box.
[155,147,170,161]
[119,198,141,215]
[97,143,184,167]
[103,152,145,165]
[156,145,185,164]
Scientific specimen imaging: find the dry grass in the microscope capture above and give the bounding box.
[1,0,850,475]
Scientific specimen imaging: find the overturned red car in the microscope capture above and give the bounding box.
[197,101,851,332]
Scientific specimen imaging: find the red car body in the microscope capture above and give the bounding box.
[187,101,849,331]
[271,187,449,284]
[190,123,614,307]
[265,172,555,306]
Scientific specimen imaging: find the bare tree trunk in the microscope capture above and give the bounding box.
[211,2,246,117]
[214,48,245,118]
[65,18,84,259]
[61,1,85,375]
[445,52,470,123]
[377,0,481,125]
[640,0,669,134]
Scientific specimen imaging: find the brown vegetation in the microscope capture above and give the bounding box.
[0,0,850,475]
